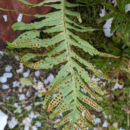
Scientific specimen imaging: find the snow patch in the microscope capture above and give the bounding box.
[3,15,7,22]
[19,94,26,101]
[16,63,24,74]
[8,117,18,129]
[14,103,19,108]
[102,121,108,127]
[99,9,106,17]
[24,126,30,130]
[35,121,42,127]
[29,112,37,119]
[94,118,101,124]
[3,73,13,78]
[0,73,13,83]
[32,126,38,130]
[54,119,60,123]
[113,122,118,128]
[44,73,54,84]
[12,81,21,87]
[5,65,12,72]
[118,127,125,130]
[0,110,8,130]
[15,56,19,61]
[2,84,9,90]
[22,117,32,126]
[125,4,130,13]
[17,14,23,22]
[112,82,123,90]
[23,69,30,77]
[112,0,117,6]
[25,106,32,111]
[26,91,31,97]
[0,51,3,56]
[34,70,40,77]
[0,76,7,83]
[103,18,114,37]
[91,75,100,82]
[33,81,46,92]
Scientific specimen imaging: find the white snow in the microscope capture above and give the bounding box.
[32,126,38,130]
[34,70,40,77]
[23,69,30,77]
[25,106,32,111]
[3,73,13,78]
[54,119,60,123]
[17,14,23,22]
[94,118,101,124]
[103,18,114,37]
[0,51,3,56]
[12,81,21,87]
[0,110,8,130]
[118,127,125,130]
[80,88,87,94]
[33,77,37,83]
[3,15,7,22]
[125,4,130,13]
[102,121,108,127]
[24,126,30,130]
[59,112,63,117]
[29,111,37,119]
[112,82,123,90]
[92,115,101,124]
[8,117,18,129]
[0,73,12,83]
[26,91,31,97]
[44,73,54,84]
[99,8,114,37]
[35,121,42,127]
[112,0,117,6]
[22,117,32,126]
[19,86,23,93]
[2,84,9,90]
[0,76,7,83]
[16,63,24,74]
[91,75,100,82]
[15,56,19,61]
[14,103,19,108]
[82,112,85,117]
[19,94,26,101]
[5,65,12,72]
[33,81,46,92]
[113,122,118,128]
[44,79,48,84]
[99,9,106,17]
[102,112,108,119]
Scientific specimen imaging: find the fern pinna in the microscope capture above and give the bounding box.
[7,0,119,129]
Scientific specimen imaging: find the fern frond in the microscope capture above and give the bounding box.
[7,0,119,129]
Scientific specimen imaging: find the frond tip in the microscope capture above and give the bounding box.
[8,0,119,129]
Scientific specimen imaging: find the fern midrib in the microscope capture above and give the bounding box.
[62,0,77,128]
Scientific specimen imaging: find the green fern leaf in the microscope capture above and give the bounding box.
[7,0,119,129]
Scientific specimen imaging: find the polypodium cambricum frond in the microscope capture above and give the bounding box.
[7,0,119,129]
